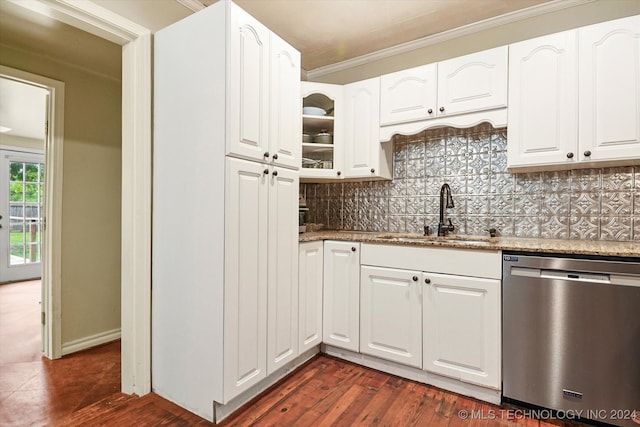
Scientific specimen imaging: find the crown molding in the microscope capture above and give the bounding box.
[7,0,150,45]
[175,0,205,13]
[306,0,594,79]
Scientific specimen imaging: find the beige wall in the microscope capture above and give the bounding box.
[0,134,44,151]
[313,0,640,84]
[0,44,122,347]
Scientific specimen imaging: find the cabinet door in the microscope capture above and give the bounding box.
[298,241,323,353]
[579,15,640,162]
[437,46,508,117]
[323,241,360,352]
[301,82,344,179]
[228,5,270,162]
[267,166,299,374]
[507,31,578,168]
[423,272,501,389]
[360,266,422,368]
[344,77,383,178]
[380,63,437,125]
[224,158,268,400]
[270,33,301,169]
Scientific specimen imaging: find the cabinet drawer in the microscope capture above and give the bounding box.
[361,243,501,279]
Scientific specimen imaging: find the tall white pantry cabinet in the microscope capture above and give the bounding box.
[152,0,301,422]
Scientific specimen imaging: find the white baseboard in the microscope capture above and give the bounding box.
[61,328,121,356]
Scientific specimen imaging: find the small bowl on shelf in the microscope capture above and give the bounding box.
[302,106,326,116]
[313,130,333,144]
[302,133,313,143]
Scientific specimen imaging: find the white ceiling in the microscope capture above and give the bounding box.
[0,78,48,141]
[227,0,551,71]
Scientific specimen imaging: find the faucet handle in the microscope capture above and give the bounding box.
[424,225,431,236]
[447,218,454,230]
[485,228,497,237]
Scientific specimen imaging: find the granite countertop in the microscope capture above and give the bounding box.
[299,230,640,258]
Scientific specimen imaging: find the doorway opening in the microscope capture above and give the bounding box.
[0,67,64,360]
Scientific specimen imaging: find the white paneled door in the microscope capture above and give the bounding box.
[578,15,640,161]
[267,166,299,374]
[224,157,269,400]
[360,265,422,368]
[423,272,501,389]
[0,149,45,283]
[322,241,360,352]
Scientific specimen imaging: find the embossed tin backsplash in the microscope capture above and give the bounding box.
[300,124,640,241]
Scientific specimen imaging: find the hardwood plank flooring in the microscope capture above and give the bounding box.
[1,280,587,426]
[218,356,585,427]
[0,280,121,426]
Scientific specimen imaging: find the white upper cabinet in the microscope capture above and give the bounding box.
[380,63,437,126]
[507,30,578,168]
[269,33,301,169]
[301,82,344,179]
[508,15,640,170]
[437,46,508,117]
[228,6,301,168]
[228,6,270,162]
[344,77,391,179]
[379,47,508,140]
[301,81,391,181]
[578,15,640,162]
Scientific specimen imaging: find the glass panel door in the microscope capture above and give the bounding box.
[0,150,45,283]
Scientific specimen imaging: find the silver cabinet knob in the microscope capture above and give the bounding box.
[351,246,356,252]
[584,150,591,157]
[566,152,574,159]
[425,278,431,284]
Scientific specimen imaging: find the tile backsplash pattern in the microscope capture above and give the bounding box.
[300,124,640,241]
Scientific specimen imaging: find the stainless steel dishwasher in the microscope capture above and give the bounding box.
[502,253,640,427]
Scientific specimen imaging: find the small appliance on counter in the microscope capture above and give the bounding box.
[298,194,309,233]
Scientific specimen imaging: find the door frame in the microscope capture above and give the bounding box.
[0,67,64,360]
[8,0,153,395]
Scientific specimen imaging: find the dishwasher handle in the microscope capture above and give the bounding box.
[540,269,610,284]
[511,266,611,284]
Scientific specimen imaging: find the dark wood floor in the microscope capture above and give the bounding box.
[1,280,581,426]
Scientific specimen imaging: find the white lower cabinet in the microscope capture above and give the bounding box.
[360,266,422,368]
[224,158,269,399]
[298,241,323,352]
[423,272,501,389]
[323,241,360,352]
[266,167,300,374]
